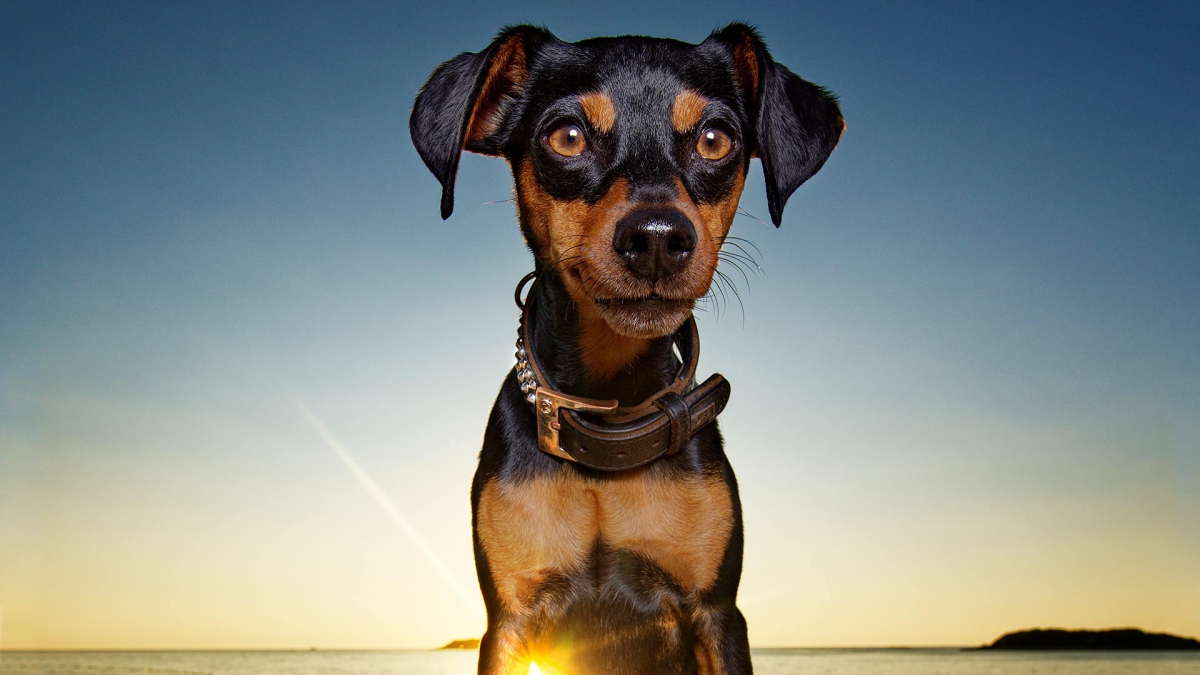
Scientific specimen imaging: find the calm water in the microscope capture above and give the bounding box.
[3,649,1199,675]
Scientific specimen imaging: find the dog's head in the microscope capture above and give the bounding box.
[411,24,843,339]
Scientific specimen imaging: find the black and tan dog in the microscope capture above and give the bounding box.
[410,23,842,675]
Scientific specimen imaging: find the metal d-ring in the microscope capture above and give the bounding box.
[514,271,538,309]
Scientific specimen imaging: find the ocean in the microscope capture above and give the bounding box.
[2,649,1198,675]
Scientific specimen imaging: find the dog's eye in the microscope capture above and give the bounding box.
[696,128,732,161]
[547,124,587,157]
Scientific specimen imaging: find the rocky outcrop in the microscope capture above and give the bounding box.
[984,628,1200,650]
[438,638,481,650]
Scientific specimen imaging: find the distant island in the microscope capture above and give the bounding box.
[436,629,1200,652]
[438,638,481,650]
[983,628,1200,650]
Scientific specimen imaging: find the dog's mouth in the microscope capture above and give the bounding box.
[561,261,704,337]
[592,294,695,338]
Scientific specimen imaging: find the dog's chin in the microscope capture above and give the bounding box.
[594,297,695,338]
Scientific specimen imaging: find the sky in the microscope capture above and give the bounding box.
[1,0,1198,651]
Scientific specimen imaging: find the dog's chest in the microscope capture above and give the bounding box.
[476,466,733,611]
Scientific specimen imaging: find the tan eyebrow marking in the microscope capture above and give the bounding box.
[672,89,709,132]
[579,91,616,133]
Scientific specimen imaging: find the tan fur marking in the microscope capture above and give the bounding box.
[695,172,745,243]
[515,159,555,248]
[465,36,528,147]
[672,89,709,133]
[579,91,616,133]
[477,468,735,609]
[476,474,596,612]
[516,161,651,380]
[667,173,746,300]
[578,314,651,381]
[597,470,734,591]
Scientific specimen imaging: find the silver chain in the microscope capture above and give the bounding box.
[514,314,538,406]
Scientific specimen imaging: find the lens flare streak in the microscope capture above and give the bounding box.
[294,398,485,621]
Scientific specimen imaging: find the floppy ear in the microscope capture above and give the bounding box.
[409,25,551,219]
[707,24,844,227]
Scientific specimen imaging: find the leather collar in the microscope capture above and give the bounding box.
[514,272,732,471]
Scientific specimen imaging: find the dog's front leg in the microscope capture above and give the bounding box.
[477,620,532,675]
[694,603,753,675]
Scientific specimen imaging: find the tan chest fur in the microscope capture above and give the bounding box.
[476,466,734,612]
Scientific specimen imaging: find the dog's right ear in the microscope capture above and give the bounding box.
[410,25,551,220]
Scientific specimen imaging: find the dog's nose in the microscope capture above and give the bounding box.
[612,209,697,281]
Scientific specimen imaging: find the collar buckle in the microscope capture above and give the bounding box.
[534,388,618,461]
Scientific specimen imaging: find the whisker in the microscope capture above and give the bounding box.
[718,240,757,261]
[557,260,585,279]
[580,270,603,298]
[719,235,763,258]
[719,251,765,277]
[717,244,765,275]
[719,254,754,292]
[552,248,586,272]
[715,235,766,278]
[713,268,746,327]
[704,274,728,319]
[735,207,772,228]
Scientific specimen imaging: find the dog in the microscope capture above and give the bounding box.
[410,23,842,675]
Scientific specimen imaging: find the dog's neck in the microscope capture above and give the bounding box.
[528,270,683,407]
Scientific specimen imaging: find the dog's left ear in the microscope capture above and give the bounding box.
[704,24,845,227]
[410,25,552,219]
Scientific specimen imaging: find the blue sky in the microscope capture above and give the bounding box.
[1,0,1197,649]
